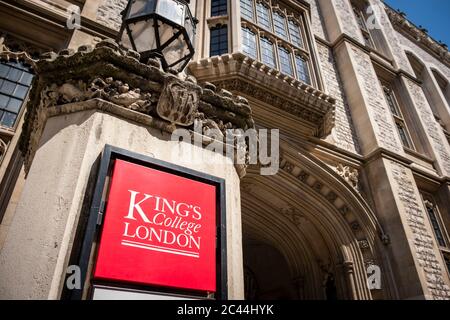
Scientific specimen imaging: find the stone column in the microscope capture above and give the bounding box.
[317,0,450,300]
[0,40,254,299]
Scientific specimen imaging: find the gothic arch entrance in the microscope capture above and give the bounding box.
[240,143,392,300]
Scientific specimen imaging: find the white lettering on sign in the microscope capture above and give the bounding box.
[120,190,203,258]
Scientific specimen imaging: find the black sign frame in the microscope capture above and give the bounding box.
[68,145,227,300]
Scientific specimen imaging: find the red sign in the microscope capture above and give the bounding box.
[93,159,217,292]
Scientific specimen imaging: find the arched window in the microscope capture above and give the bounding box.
[260,37,276,68]
[210,25,228,57]
[288,20,304,48]
[432,69,450,107]
[211,0,228,16]
[295,55,310,85]
[407,52,450,138]
[273,11,287,39]
[278,46,293,76]
[0,61,33,129]
[241,27,257,59]
[256,2,271,30]
[240,0,254,21]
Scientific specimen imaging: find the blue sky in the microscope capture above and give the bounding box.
[384,0,450,47]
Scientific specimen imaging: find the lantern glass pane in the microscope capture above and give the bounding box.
[185,17,195,44]
[158,21,177,47]
[121,25,134,49]
[129,20,157,52]
[129,0,156,19]
[156,0,185,26]
[162,35,189,67]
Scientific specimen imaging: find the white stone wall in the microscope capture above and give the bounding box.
[96,0,128,31]
[349,46,403,153]
[304,0,328,40]
[390,161,450,299]
[317,42,360,154]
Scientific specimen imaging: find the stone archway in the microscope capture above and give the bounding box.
[240,142,392,300]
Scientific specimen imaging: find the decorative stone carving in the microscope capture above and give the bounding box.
[281,207,305,228]
[0,138,7,163]
[41,77,154,113]
[19,39,255,174]
[385,7,450,68]
[358,239,370,250]
[335,163,359,190]
[190,52,336,138]
[157,77,201,126]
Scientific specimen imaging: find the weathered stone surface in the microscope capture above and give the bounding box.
[96,0,128,31]
[350,46,402,153]
[317,42,360,153]
[390,161,450,300]
[20,40,255,174]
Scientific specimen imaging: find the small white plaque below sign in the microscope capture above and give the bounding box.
[92,286,200,300]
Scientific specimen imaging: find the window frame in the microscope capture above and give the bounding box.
[241,26,258,59]
[210,24,229,57]
[381,83,416,151]
[211,0,228,17]
[240,0,255,21]
[272,10,288,40]
[0,61,33,131]
[294,53,311,85]
[351,4,375,49]
[259,36,276,69]
[421,194,449,249]
[238,1,318,88]
[255,1,272,31]
[287,19,304,50]
[278,45,294,77]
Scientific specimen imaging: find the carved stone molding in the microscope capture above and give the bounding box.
[19,39,255,174]
[334,163,359,190]
[0,138,7,164]
[385,7,450,68]
[188,52,336,138]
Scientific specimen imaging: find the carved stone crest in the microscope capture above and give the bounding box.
[157,77,201,126]
[335,163,359,190]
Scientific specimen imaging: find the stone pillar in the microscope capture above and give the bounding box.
[365,158,450,299]
[317,0,450,300]
[0,40,254,299]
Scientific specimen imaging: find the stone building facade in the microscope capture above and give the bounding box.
[0,0,449,300]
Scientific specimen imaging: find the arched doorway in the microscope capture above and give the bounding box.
[240,144,392,300]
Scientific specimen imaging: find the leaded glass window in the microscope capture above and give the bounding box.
[256,2,271,30]
[260,37,276,68]
[295,55,310,85]
[273,11,287,39]
[210,25,228,56]
[278,46,293,76]
[211,0,228,16]
[242,27,257,59]
[288,20,303,48]
[240,0,254,21]
[0,61,33,128]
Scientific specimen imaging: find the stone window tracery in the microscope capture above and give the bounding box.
[242,27,257,59]
[238,0,315,86]
[260,36,276,68]
[256,2,271,30]
[240,0,255,21]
